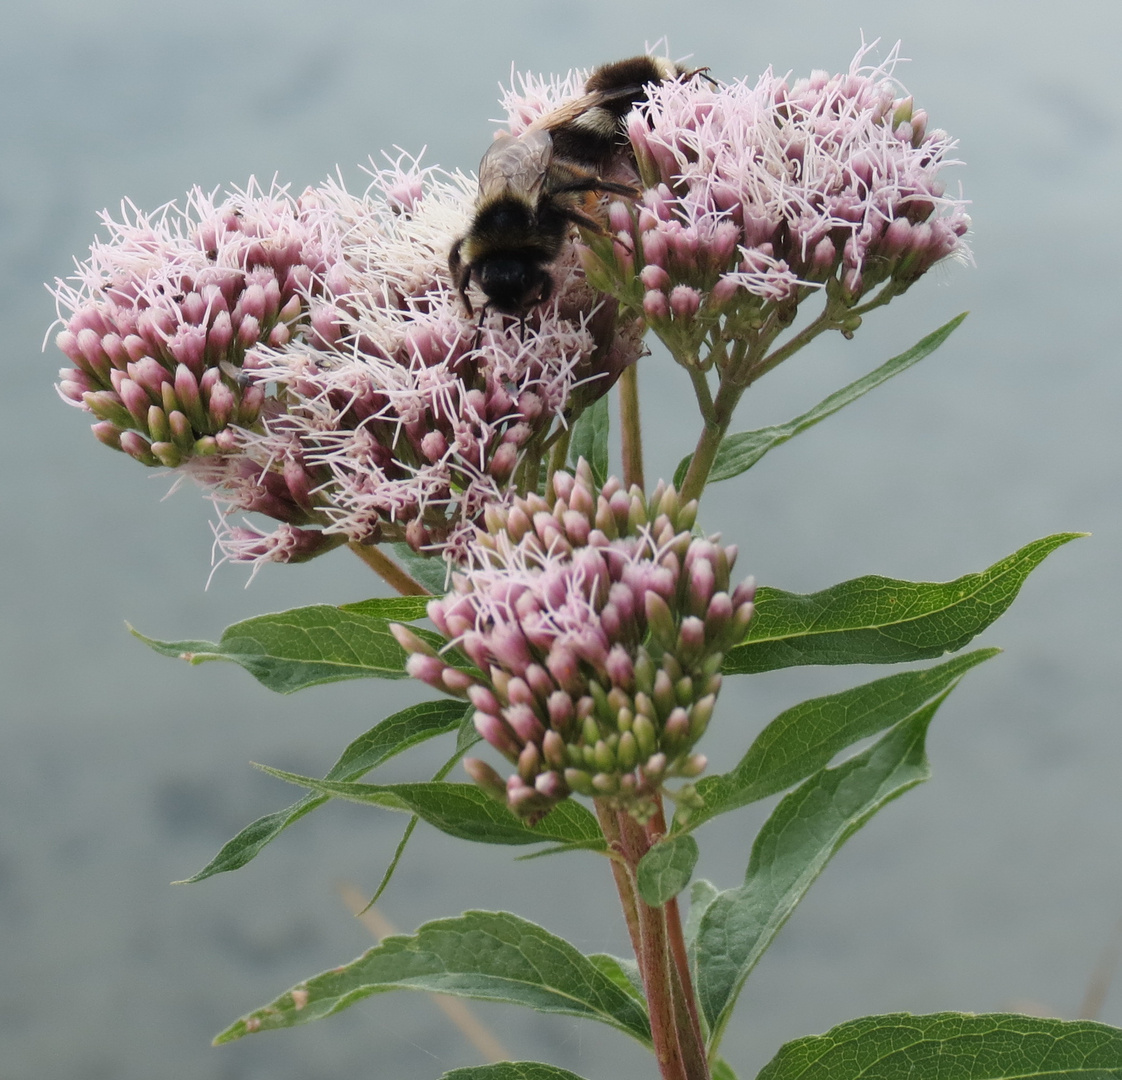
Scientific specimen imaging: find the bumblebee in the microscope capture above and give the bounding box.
[448,55,698,321]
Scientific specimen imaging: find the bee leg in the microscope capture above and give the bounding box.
[684,66,720,88]
[472,304,487,350]
[553,176,640,200]
[561,206,613,235]
[448,239,475,316]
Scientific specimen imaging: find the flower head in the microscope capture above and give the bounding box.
[581,41,970,360]
[51,178,338,468]
[51,156,645,575]
[392,461,756,822]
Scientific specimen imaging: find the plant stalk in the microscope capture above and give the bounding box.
[347,542,429,595]
[619,363,645,491]
[607,805,710,1080]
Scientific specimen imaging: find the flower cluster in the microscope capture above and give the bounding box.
[52,159,643,572]
[581,42,970,360]
[392,462,756,822]
[213,165,643,559]
[52,179,338,469]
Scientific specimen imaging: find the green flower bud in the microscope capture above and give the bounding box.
[632,714,658,759]
[617,730,639,769]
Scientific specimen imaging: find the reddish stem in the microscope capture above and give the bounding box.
[616,809,690,1080]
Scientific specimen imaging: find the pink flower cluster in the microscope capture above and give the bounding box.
[52,179,338,469]
[51,158,643,572]
[583,42,970,354]
[392,462,756,822]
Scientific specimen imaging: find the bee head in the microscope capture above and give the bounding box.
[478,256,553,315]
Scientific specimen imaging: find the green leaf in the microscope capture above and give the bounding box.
[441,1066,593,1080]
[685,878,721,953]
[338,596,431,620]
[724,534,1082,674]
[131,603,448,693]
[674,314,966,487]
[689,649,997,830]
[214,910,651,1046]
[366,714,482,906]
[756,1013,1122,1080]
[586,953,645,1003]
[389,543,451,595]
[257,771,606,851]
[711,1059,740,1080]
[637,834,700,906]
[695,689,954,1049]
[568,396,610,487]
[180,700,471,883]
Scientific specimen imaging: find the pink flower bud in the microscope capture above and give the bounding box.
[474,712,521,758]
[669,285,701,320]
[643,289,670,320]
[463,757,507,801]
[207,382,236,429]
[91,421,123,449]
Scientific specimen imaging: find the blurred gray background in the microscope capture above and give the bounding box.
[2,1,1120,1077]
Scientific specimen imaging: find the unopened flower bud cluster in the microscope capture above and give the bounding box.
[392,462,756,822]
[581,43,970,361]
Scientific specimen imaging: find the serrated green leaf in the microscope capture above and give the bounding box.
[441,1065,593,1080]
[568,396,610,487]
[724,534,1082,674]
[180,700,471,883]
[756,1013,1122,1080]
[689,650,997,830]
[338,596,432,621]
[214,910,650,1046]
[696,689,954,1049]
[637,834,700,906]
[674,314,966,487]
[257,771,606,851]
[131,603,447,692]
[388,543,451,595]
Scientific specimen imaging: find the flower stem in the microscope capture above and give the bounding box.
[547,426,573,485]
[347,542,430,595]
[595,801,644,963]
[619,363,645,491]
[601,802,710,1080]
[649,808,706,1071]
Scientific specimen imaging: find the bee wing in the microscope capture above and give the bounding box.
[524,90,609,133]
[477,129,554,202]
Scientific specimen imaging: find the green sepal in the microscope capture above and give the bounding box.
[725,534,1082,674]
[214,910,650,1046]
